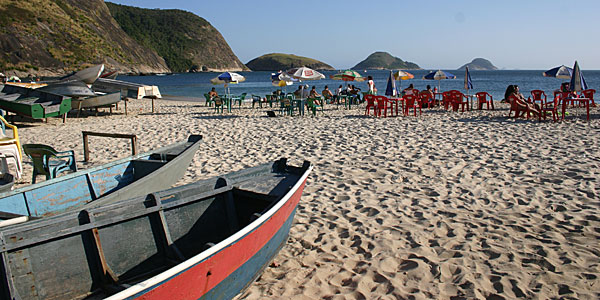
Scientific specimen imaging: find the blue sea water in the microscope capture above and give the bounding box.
[117,69,600,102]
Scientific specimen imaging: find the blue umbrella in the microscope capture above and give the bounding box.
[385,71,397,97]
[464,66,473,94]
[543,65,573,79]
[423,70,456,91]
[569,61,588,92]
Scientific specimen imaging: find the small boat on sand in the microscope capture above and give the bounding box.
[0,135,202,220]
[0,158,312,300]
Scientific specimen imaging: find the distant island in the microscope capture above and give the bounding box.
[353,52,420,70]
[457,58,498,70]
[246,53,334,71]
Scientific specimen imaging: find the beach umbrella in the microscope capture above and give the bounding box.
[211,71,245,96]
[569,61,588,92]
[285,66,325,98]
[392,70,414,90]
[329,69,365,82]
[385,71,397,97]
[464,66,473,95]
[423,70,456,91]
[542,65,573,79]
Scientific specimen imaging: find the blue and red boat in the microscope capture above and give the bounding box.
[0,158,312,300]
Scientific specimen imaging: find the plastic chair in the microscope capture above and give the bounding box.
[204,93,214,107]
[404,94,421,116]
[213,97,224,113]
[530,90,546,108]
[375,96,393,117]
[581,89,595,107]
[539,92,560,122]
[450,90,469,112]
[475,92,494,110]
[0,116,22,180]
[22,144,77,184]
[418,91,434,109]
[507,94,530,119]
[364,94,376,116]
[280,98,293,116]
[306,98,324,116]
[442,91,453,110]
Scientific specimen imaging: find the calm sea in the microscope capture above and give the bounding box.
[117,70,600,102]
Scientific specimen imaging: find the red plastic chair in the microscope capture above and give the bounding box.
[539,92,560,122]
[508,94,530,119]
[450,90,469,112]
[419,91,434,109]
[404,94,421,116]
[364,94,376,116]
[581,89,596,107]
[374,96,392,117]
[530,90,546,108]
[475,92,494,110]
[442,91,453,110]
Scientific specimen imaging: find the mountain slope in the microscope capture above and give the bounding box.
[353,52,420,70]
[106,2,247,72]
[0,0,169,76]
[246,53,334,71]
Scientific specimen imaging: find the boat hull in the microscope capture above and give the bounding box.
[118,173,308,300]
[71,92,121,109]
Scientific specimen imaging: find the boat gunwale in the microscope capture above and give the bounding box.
[105,161,313,300]
[0,135,202,199]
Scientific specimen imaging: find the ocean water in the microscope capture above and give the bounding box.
[117,69,600,102]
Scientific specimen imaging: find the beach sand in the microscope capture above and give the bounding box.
[12,99,600,299]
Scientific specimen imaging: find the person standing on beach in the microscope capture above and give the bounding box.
[367,76,376,95]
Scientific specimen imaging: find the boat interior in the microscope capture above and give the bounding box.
[0,159,307,300]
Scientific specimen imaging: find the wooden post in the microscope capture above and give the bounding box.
[82,131,138,162]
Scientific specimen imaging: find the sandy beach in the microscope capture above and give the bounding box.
[12,99,600,299]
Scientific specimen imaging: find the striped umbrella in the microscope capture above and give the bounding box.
[392,70,414,90]
[569,61,588,92]
[330,69,365,82]
[423,70,456,91]
[210,71,245,96]
[543,65,573,79]
[464,66,473,94]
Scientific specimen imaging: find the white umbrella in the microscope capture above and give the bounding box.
[285,66,324,99]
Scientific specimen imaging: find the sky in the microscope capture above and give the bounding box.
[108,0,599,70]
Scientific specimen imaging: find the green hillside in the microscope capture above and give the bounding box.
[106,2,247,72]
[0,0,169,74]
[353,52,420,70]
[246,53,334,71]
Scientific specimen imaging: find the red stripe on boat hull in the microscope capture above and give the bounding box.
[135,179,307,300]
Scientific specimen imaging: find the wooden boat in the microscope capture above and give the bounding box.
[58,64,105,85]
[0,84,71,121]
[0,135,202,219]
[38,80,97,98]
[0,158,312,300]
[71,92,122,117]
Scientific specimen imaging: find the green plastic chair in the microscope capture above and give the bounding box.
[204,93,214,107]
[307,98,324,116]
[213,97,224,113]
[22,144,77,183]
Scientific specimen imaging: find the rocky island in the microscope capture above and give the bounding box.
[353,52,420,70]
[458,58,498,70]
[246,53,334,71]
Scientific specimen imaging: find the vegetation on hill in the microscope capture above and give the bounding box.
[458,58,498,70]
[352,52,420,70]
[246,53,334,71]
[106,2,247,72]
[0,0,169,75]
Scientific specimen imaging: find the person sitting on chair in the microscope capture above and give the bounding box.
[322,85,334,103]
[309,86,321,105]
[208,87,218,99]
[509,85,540,118]
[403,83,416,96]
